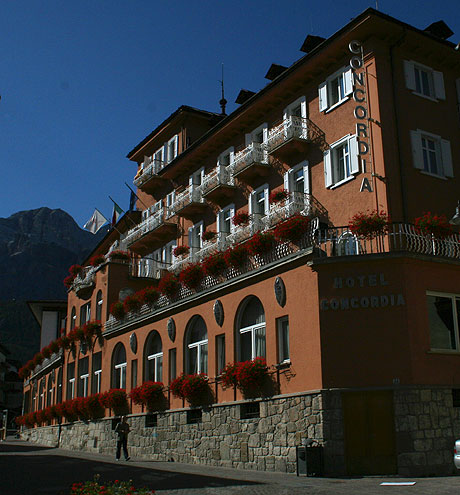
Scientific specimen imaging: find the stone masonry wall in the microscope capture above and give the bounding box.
[20,390,346,475]
[394,387,460,476]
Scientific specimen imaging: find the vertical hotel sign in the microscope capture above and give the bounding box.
[349,40,373,193]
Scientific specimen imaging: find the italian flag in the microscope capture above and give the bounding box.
[111,202,123,226]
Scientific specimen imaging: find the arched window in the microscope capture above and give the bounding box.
[144,331,163,382]
[70,307,76,330]
[57,368,63,404]
[96,290,103,321]
[112,343,127,389]
[185,316,208,374]
[46,373,54,407]
[337,231,359,256]
[38,379,45,410]
[236,296,266,361]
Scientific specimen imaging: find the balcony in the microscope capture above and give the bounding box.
[73,267,96,299]
[266,116,328,161]
[130,258,167,280]
[133,158,167,194]
[226,213,266,246]
[195,232,231,261]
[169,184,207,218]
[201,165,236,205]
[125,208,177,256]
[230,143,270,183]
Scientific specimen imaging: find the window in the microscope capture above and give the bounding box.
[57,368,62,404]
[185,316,208,374]
[427,292,460,351]
[189,167,205,187]
[46,374,54,407]
[70,307,76,331]
[78,357,89,397]
[410,130,453,178]
[284,161,309,199]
[92,352,102,394]
[80,302,91,326]
[188,221,204,254]
[112,343,127,389]
[319,67,353,112]
[324,135,359,188]
[96,291,103,321]
[154,146,165,169]
[169,348,177,383]
[246,123,268,146]
[284,96,307,119]
[163,240,177,267]
[237,296,266,362]
[404,60,445,100]
[336,231,359,256]
[218,147,234,167]
[167,135,179,163]
[38,380,45,410]
[131,359,138,389]
[217,204,235,235]
[249,184,269,219]
[144,331,163,382]
[216,334,225,375]
[67,362,75,400]
[277,316,290,363]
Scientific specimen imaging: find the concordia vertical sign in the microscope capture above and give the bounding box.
[349,40,373,193]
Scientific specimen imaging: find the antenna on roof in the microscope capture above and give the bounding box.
[219,63,227,115]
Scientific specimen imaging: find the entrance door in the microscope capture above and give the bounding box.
[342,390,397,475]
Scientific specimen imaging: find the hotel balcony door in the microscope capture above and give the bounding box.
[342,390,397,475]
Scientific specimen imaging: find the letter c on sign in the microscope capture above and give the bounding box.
[349,40,362,54]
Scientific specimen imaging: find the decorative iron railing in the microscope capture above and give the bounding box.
[125,207,170,246]
[266,116,308,151]
[133,159,165,188]
[230,142,269,176]
[201,165,234,196]
[72,267,96,291]
[130,258,166,279]
[169,184,204,216]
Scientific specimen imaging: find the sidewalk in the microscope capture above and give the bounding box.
[1,437,459,494]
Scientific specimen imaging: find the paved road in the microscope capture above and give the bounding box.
[1,438,460,494]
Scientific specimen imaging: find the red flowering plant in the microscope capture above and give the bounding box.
[41,346,52,360]
[179,263,205,291]
[33,353,44,367]
[138,286,160,307]
[84,393,105,419]
[63,275,75,289]
[232,211,250,226]
[70,475,154,495]
[201,230,217,242]
[89,254,105,267]
[57,335,72,350]
[35,409,46,425]
[173,245,190,257]
[414,212,453,239]
[109,250,130,261]
[219,362,240,388]
[348,210,390,240]
[170,374,210,406]
[123,294,143,313]
[49,340,60,354]
[129,381,166,412]
[101,389,129,416]
[158,273,181,300]
[269,188,289,204]
[247,231,275,256]
[110,301,126,321]
[57,400,78,422]
[235,357,269,391]
[202,252,228,278]
[18,366,30,380]
[69,264,83,277]
[274,214,310,243]
[24,412,36,428]
[224,244,250,269]
[82,321,102,340]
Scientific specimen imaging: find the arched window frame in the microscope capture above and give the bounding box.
[112,343,127,389]
[70,307,76,330]
[236,296,266,362]
[96,290,103,321]
[144,331,163,383]
[185,316,208,375]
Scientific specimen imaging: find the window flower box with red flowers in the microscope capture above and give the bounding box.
[224,245,250,269]
[63,275,75,289]
[179,263,205,291]
[235,357,269,391]
[123,294,143,313]
[84,393,105,419]
[138,286,160,307]
[220,362,240,388]
[110,301,126,321]
[158,273,181,300]
[203,252,228,278]
[201,230,217,243]
[33,353,44,367]
[274,213,310,243]
[129,381,166,412]
[173,245,190,257]
[108,250,130,262]
[101,389,129,416]
[348,210,390,240]
[41,346,52,360]
[69,264,83,277]
[414,212,453,239]
[170,373,211,406]
[247,231,275,256]
[232,211,250,226]
[269,188,289,205]
[89,254,106,267]
[82,321,102,340]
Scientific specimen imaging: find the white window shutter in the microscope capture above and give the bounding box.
[248,191,254,215]
[343,68,353,96]
[263,187,269,214]
[174,135,178,157]
[189,174,194,187]
[433,71,445,100]
[300,99,307,119]
[324,150,332,188]
[284,171,290,191]
[229,149,234,164]
[262,126,268,143]
[188,226,193,248]
[229,205,235,233]
[319,82,328,112]
[404,60,416,91]
[410,130,424,170]
[216,211,221,233]
[349,136,360,174]
[303,162,310,194]
[441,139,453,177]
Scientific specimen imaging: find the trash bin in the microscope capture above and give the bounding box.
[296,445,323,476]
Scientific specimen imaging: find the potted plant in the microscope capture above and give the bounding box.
[102,389,129,416]
[247,231,275,256]
[220,362,240,388]
[201,230,217,243]
[414,212,453,239]
[129,381,166,412]
[173,245,190,257]
[123,294,143,313]
[138,286,160,307]
[232,211,250,227]
[224,245,250,269]
[158,272,181,300]
[179,263,205,291]
[109,301,126,320]
[89,254,106,267]
[203,252,228,278]
[269,188,289,205]
[170,373,210,406]
[234,357,269,391]
[348,210,390,239]
[274,214,310,243]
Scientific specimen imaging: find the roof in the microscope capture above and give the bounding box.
[27,300,67,326]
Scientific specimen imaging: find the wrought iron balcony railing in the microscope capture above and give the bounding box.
[125,207,170,246]
[133,158,165,188]
[168,184,205,216]
[201,165,234,196]
[230,142,269,176]
[130,258,166,279]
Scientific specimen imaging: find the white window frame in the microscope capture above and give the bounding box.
[217,203,235,235]
[410,129,453,179]
[96,291,103,321]
[147,352,163,382]
[239,322,266,360]
[165,191,176,218]
[319,66,353,113]
[93,369,102,394]
[245,123,268,146]
[404,60,445,101]
[283,96,307,120]
[249,183,269,217]
[80,373,89,398]
[187,339,208,375]
[114,363,127,389]
[188,221,204,253]
[189,167,205,187]
[324,134,359,189]
[277,316,290,364]
[426,291,460,352]
[80,302,91,326]
[154,145,166,169]
[167,135,179,163]
[284,161,310,195]
[217,146,234,167]
[163,240,177,267]
[68,378,75,400]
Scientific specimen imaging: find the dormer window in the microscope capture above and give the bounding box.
[167,135,179,163]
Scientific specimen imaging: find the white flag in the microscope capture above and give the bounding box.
[83,209,107,234]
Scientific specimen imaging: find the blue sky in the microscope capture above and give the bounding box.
[1,0,459,228]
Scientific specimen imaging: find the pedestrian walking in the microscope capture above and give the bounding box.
[114,415,130,461]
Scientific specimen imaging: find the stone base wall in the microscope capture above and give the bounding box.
[394,387,460,476]
[20,390,346,475]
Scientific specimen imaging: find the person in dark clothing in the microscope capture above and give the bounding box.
[114,415,130,461]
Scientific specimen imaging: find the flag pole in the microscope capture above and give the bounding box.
[125,182,149,210]
[108,196,138,227]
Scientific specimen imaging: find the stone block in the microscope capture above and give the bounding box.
[420,389,431,402]
[275,458,286,472]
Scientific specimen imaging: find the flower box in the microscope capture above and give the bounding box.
[110,301,126,321]
[269,188,289,204]
[123,294,143,313]
[179,263,205,291]
[414,212,453,239]
[158,273,181,300]
[109,250,130,261]
[101,389,129,416]
[173,245,190,257]
[89,254,106,267]
[348,210,390,239]
[274,213,310,243]
[247,231,275,256]
[129,381,166,412]
[203,252,228,277]
[224,245,250,268]
[170,373,211,406]
[138,286,160,306]
[201,230,217,242]
[232,211,250,226]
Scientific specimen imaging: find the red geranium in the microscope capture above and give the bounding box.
[348,210,390,240]
[129,381,165,412]
[274,214,310,243]
[201,230,217,242]
[179,263,204,291]
[109,250,130,261]
[89,254,105,267]
[138,286,160,306]
[269,188,289,204]
[170,374,209,406]
[232,211,250,226]
[101,389,128,415]
[224,245,250,268]
[123,294,143,313]
[158,273,181,299]
[202,252,228,277]
[173,245,190,257]
[110,301,126,320]
[247,231,275,256]
[414,212,453,239]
